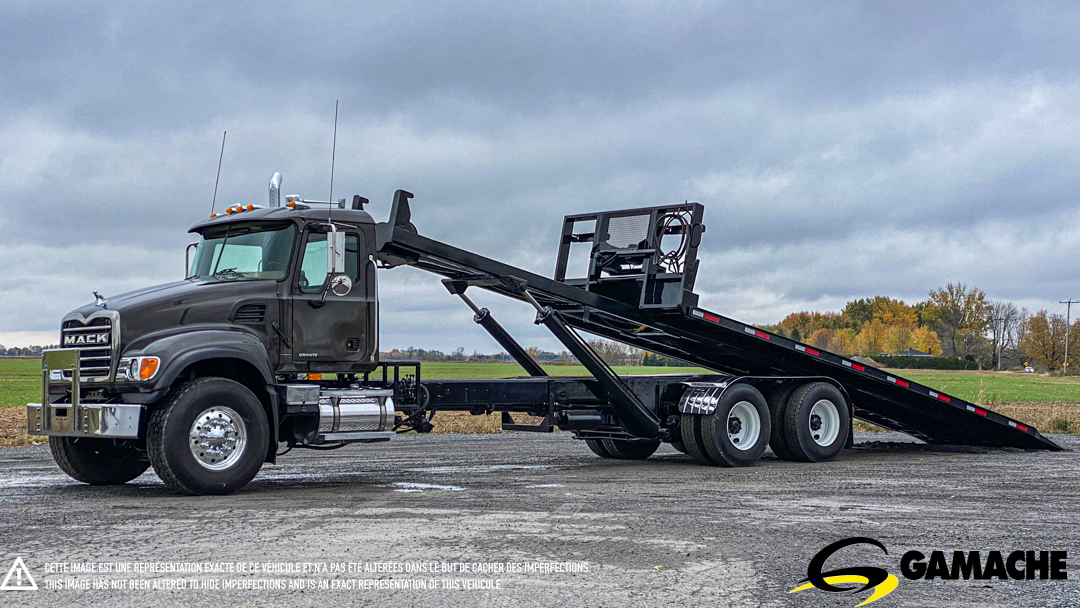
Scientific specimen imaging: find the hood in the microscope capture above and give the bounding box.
[67,280,208,318]
[64,279,281,354]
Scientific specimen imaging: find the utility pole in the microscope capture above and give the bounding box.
[1062,299,1079,376]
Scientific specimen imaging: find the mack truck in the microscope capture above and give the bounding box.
[27,174,1060,495]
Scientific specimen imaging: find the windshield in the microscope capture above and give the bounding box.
[187,221,296,282]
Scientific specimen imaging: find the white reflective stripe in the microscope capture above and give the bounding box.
[692,310,704,318]
[842,360,853,367]
[1008,421,1018,428]
[966,405,976,412]
[887,376,897,383]
[929,391,939,398]
[795,345,807,352]
[743,327,755,335]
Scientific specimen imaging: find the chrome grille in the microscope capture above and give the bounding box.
[61,316,114,380]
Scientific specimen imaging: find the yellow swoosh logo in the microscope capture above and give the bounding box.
[789,574,899,606]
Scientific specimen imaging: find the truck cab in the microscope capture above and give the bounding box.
[28,178,395,495]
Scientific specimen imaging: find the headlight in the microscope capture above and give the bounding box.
[117,356,160,381]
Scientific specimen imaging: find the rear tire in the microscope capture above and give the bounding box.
[601,439,661,460]
[49,437,149,485]
[767,385,798,460]
[700,385,771,467]
[782,382,850,463]
[585,438,612,458]
[679,414,715,465]
[147,377,269,495]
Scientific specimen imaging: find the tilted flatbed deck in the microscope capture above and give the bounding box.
[376,191,1060,451]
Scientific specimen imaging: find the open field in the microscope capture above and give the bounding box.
[3,358,1080,445]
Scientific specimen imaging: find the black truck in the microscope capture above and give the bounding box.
[27,175,1060,495]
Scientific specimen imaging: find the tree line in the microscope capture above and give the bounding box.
[760,283,1080,372]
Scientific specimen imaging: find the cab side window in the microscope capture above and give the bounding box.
[298,231,361,293]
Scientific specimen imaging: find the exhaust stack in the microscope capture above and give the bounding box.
[269,172,282,207]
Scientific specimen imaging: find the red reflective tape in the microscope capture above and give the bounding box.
[1016,423,1029,432]
[804,347,819,356]
[754,330,770,340]
[702,313,720,323]
[936,393,951,402]
[974,408,987,416]
[850,362,865,371]
[896,378,909,387]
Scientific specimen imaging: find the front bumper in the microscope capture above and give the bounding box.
[26,348,141,439]
[26,403,141,439]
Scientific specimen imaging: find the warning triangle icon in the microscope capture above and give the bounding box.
[0,557,37,591]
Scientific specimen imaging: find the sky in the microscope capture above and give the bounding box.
[2,1,1079,352]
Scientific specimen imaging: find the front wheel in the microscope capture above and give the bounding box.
[147,377,269,495]
[49,437,149,485]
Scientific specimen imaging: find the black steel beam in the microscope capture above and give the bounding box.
[444,283,547,378]
[521,290,662,439]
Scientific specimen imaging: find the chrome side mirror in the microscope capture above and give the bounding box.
[326,224,345,276]
[185,242,198,277]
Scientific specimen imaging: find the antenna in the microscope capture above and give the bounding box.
[328,99,339,222]
[210,131,226,215]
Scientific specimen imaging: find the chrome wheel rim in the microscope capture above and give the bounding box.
[726,400,760,451]
[189,406,247,470]
[809,399,840,446]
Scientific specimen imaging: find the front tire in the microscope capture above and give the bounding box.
[147,377,269,495]
[49,437,149,485]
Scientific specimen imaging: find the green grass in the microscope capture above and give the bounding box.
[888,369,1080,405]
[0,359,40,408]
[408,362,711,380]
[0,358,709,408]
[5,357,1080,407]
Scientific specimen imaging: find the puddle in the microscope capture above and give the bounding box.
[405,465,550,474]
[393,482,466,493]
[0,474,72,488]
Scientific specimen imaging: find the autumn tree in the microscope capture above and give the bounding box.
[1019,311,1067,370]
[925,283,990,358]
[987,300,1022,370]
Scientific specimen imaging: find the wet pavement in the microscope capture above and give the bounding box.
[0,432,1076,607]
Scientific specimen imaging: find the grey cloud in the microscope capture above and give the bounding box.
[2,1,1079,349]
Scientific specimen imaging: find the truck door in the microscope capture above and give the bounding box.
[290,226,375,368]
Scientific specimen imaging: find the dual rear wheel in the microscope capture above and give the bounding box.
[681,381,849,466]
[587,381,850,467]
[680,384,771,467]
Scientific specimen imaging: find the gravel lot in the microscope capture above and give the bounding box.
[0,432,1076,607]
